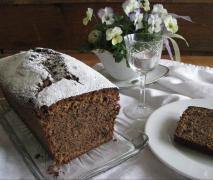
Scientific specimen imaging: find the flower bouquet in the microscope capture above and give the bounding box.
[82,0,191,60]
[81,0,191,80]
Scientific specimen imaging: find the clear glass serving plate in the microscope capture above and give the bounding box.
[0,97,148,180]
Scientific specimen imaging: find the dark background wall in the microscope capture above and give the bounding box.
[0,0,212,56]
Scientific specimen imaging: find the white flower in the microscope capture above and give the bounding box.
[148,14,162,33]
[141,0,150,12]
[98,7,115,25]
[134,11,143,30]
[128,9,143,30]
[83,8,93,26]
[106,27,123,45]
[164,15,178,33]
[152,4,168,19]
[88,30,102,44]
[122,0,140,15]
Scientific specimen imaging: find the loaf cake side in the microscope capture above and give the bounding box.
[0,48,120,165]
[174,106,213,155]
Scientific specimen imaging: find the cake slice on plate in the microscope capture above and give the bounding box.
[174,106,213,155]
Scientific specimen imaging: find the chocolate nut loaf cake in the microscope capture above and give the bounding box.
[0,48,120,165]
[174,106,213,155]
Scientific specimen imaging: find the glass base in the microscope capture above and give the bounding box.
[123,104,153,120]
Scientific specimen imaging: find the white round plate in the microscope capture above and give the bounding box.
[145,64,169,85]
[116,64,169,89]
[145,99,213,179]
[94,64,169,89]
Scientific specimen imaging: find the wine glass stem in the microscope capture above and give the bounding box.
[139,72,146,108]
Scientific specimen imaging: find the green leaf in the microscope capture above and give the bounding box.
[168,34,189,47]
[79,43,93,52]
[167,37,181,62]
[114,15,124,22]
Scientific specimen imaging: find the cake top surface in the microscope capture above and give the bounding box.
[0,48,117,108]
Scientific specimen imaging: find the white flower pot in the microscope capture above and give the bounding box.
[93,50,137,81]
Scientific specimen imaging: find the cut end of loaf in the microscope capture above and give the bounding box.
[37,88,120,164]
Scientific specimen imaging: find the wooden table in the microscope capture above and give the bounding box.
[69,52,213,67]
[0,51,212,67]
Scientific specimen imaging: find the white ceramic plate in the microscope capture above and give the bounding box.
[94,64,169,89]
[145,99,213,179]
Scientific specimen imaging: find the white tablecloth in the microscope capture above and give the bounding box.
[0,59,212,179]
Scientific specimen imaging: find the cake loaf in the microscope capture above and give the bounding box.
[0,48,120,165]
[174,106,213,155]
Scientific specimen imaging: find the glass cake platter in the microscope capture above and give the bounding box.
[0,97,148,180]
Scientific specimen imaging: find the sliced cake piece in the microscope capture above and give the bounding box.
[174,106,213,155]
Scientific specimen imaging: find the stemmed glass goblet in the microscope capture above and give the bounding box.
[123,33,163,120]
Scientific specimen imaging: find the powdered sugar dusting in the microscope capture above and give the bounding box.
[0,48,117,108]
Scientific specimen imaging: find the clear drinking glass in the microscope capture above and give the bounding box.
[124,33,163,120]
